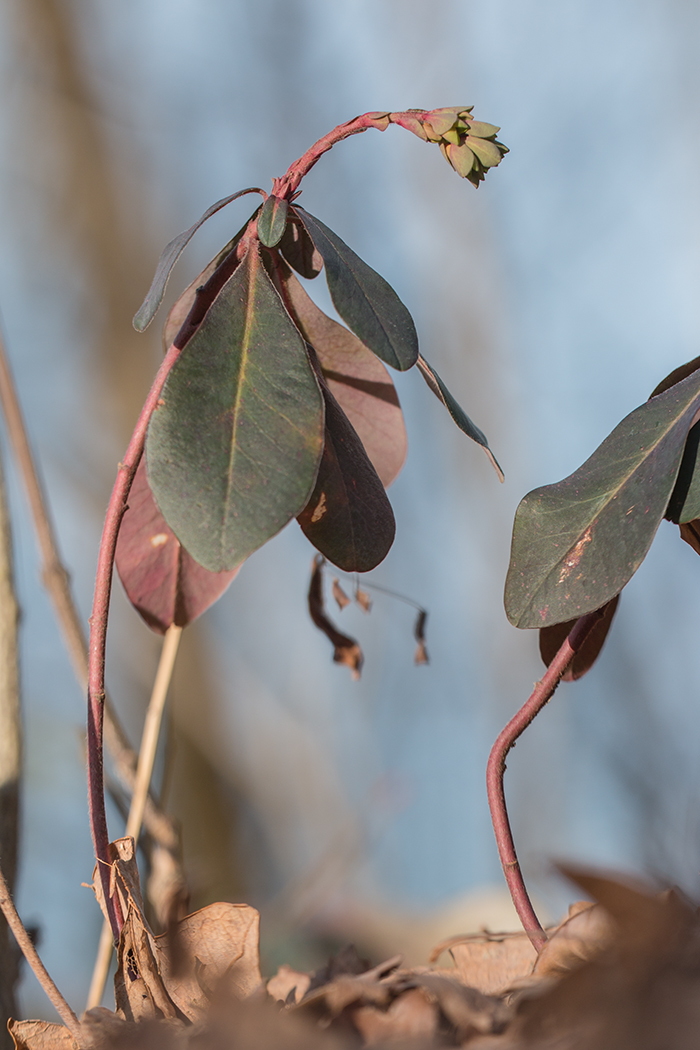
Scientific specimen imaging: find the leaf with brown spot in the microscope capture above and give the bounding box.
[505,366,700,628]
[297,381,396,573]
[307,557,363,679]
[116,458,239,634]
[538,595,619,681]
[332,579,351,610]
[414,609,429,665]
[282,267,407,487]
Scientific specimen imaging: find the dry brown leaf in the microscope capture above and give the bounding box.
[354,987,437,1045]
[115,907,180,1023]
[155,902,262,1019]
[411,973,510,1041]
[308,557,363,678]
[532,901,611,978]
[332,579,351,610]
[355,588,372,613]
[300,955,401,1016]
[414,610,429,665]
[267,964,312,1006]
[8,1020,77,1050]
[447,932,538,996]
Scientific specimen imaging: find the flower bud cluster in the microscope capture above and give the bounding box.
[391,107,508,186]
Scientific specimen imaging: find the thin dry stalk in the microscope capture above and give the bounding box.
[86,624,182,1010]
[0,859,82,1041]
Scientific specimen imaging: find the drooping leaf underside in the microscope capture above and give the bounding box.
[538,595,619,681]
[308,556,363,678]
[279,215,323,279]
[133,188,263,332]
[281,267,407,488]
[416,354,503,480]
[116,458,238,634]
[146,245,325,572]
[161,214,256,351]
[294,206,419,371]
[297,380,396,572]
[505,366,700,628]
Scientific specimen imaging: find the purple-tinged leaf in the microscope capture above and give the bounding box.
[257,196,288,248]
[298,381,396,572]
[505,367,700,629]
[416,355,503,480]
[650,355,700,398]
[293,206,419,371]
[279,216,323,279]
[680,519,700,557]
[539,595,619,681]
[161,216,253,351]
[116,458,238,634]
[281,268,407,487]
[133,188,264,332]
[146,246,324,572]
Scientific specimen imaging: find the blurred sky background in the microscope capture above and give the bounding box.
[2,0,700,1021]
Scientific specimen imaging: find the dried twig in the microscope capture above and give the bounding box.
[0,858,82,1041]
[86,624,182,1009]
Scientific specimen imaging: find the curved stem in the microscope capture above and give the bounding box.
[274,111,419,199]
[486,609,604,951]
[87,342,182,942]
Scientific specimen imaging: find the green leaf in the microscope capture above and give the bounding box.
[281,267,407,488]
[539,595,619,682]
[146,246,324,572]
[446,142,475,178]
[257,196,288,248]
[505,367,700,629]
[133,187,263,332]
[279,215,323,279]
[416,355,503,480]
[297,381,396,572]
[293,207,419,371]
[465,120,501,138]
[465,136,503,168]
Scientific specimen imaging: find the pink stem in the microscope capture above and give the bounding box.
[486,609,604,952]
[274,111,423,199]
[87,341,182,941]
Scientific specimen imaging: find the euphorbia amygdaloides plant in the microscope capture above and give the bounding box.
[89,107,508,940]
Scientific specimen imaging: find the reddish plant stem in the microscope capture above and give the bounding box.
[274,111,418,199]
[88,340,182,941]
[486,608,605,952]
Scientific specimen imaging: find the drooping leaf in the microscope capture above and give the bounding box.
[649,354,700,398]
[297,381,396,572]
[281,267,407,487]
[116,458,239,634]
[505,367,700,629]
[293,206,419,371]
[146,245,325,572]
[308,556,363,678]
[133,187,263,332]
[161,214,256,350]
[416,354,503,480]
[680,518,700,556]
[278,215,323,278]
[257,195,288,248]
[538,595,619,681]
[665,421,700,523]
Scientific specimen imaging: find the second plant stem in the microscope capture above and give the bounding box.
[486,609,604,952]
